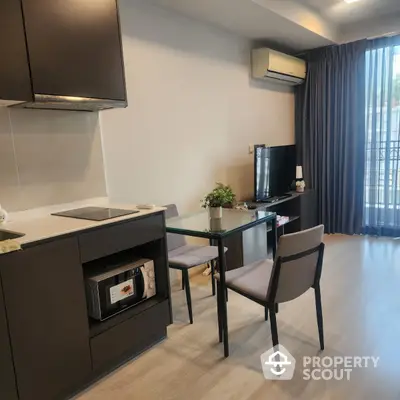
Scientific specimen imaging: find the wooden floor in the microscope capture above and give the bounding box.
[75,235,400,400]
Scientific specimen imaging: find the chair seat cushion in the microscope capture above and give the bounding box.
[168,245,226,269]
[216,259,273,302]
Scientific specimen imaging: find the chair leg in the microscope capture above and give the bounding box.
[275,303,279,313]
[264,307,269,321]
[268,305,279,347]
[314,283,325,350]
[183,269,193,324]
[214,259,227,300]
[216,281,223,342]
[219,279,229,356]
[181,270,184,290]
[211,261,216,296]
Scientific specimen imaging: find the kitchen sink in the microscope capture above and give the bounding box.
[0,229,25,241]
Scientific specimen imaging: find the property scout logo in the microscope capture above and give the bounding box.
[261,345,379,381]
[261,345,296,380]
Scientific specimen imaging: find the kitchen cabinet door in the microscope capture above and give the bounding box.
[0,237,91,400]
[0,276,18,400]
[0,0,32,102]
[21,0,126,101]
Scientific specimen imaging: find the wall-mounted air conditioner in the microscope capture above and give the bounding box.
[252,48,306,85]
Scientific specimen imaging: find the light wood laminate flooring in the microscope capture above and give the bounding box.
[76,235,400,400]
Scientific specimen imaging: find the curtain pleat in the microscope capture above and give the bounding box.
[295,40,367,234]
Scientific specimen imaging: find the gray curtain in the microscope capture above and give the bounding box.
[295,41,368,234]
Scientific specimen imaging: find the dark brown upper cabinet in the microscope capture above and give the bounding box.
[0,0,127,111]
[0,0,33,104]
[22,0,126,101]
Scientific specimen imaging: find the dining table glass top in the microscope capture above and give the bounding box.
[165,208,276,238]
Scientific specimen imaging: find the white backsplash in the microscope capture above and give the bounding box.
[0,107,107,212]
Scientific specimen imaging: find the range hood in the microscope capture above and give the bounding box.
[10,95,127,112]
[0,0,127,112]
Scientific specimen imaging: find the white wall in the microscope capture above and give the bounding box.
[101,0,294,213]
[0,108,106,212]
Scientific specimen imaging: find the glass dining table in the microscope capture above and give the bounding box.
[165,208,277,357]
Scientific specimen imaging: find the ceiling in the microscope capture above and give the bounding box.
[151,0,400,51]
[297,0,400,26]
[151,0,334,51]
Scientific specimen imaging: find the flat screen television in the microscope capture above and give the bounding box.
[254,144,296,202]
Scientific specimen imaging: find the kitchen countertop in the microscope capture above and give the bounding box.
[0,198,165,246]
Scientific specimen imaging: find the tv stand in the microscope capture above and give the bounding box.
[261,194,292,204]
[224,190,317,271]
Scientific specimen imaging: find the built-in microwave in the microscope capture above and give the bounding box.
[85,258,156,321]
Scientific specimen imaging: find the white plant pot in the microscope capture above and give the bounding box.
[209,218,223,232]
[296,187,305,193]
[209,206,222,219]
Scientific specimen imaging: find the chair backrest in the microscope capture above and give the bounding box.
[164,204,186,252]
[266,225,325,304]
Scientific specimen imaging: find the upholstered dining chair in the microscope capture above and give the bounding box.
[165,204,226,324]
[215,225,325,351]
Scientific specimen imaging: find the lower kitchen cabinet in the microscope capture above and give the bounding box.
[0,277,18,400]
[0,237,91,400]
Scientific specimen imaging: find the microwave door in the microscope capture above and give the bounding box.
[112,268,140,311]
[102,274,127,319]
[100,270,135,319]
[100,281,120,319]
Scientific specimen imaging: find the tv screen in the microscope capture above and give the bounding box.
[254,144,296,202]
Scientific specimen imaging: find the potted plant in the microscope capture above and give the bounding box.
[296,180,306,193]
[201,183,236,219]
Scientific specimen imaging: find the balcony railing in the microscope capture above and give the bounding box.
[365,139,400,208]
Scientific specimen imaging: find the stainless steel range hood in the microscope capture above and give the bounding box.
[10,94,127,112]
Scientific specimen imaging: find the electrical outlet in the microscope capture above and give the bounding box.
[249,144,254,154]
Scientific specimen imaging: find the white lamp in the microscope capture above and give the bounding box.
[295,166,305,193]
[296,166,303,180]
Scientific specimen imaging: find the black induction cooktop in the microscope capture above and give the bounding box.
[52,207,139,221]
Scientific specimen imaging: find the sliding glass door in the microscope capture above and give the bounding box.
[364,43,400,236]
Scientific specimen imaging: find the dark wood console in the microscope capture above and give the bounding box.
[225,190,317,270]
[0,211,171,400]
[246,190,317,231]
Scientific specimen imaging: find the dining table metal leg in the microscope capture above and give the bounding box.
[270,216,277,260]
[217,238,229,357]
[216,280,223,342]
[211,261,216,296]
